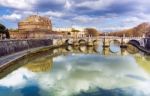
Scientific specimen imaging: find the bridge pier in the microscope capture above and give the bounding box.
[103,47,110,56]
[103,38,110,47]
[120,36,127,48]
[120,44,127,48]
[73,40,79,46]
[87,42,93,46]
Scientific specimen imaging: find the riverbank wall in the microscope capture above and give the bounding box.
[0,39,53,57]
[0,44,64,79]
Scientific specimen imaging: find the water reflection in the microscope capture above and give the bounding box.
[109,40,121,53]
[25,57,53,72]
[0,44,150,96]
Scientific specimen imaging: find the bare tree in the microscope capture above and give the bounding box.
[85,28,99,37]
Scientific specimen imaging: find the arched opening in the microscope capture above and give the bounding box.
[93,40,99,46]
[109,40,121,53]
[128,40,140,46]
[65,39,72,45]
[78,39,87,45]
[65,45,73,51]
[79,46,87,53]
[109,40,121,46]
[67,32,71,35]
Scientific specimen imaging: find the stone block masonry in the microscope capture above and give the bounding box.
[0,39,53,57]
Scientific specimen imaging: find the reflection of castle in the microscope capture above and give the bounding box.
[25,57,53,72]
[10,15,56,39]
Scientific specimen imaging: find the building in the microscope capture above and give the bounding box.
[10,15,55,39]
[53,27,86,37]
[19,15,52,32]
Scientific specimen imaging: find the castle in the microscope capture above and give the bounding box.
[10,15,54,39]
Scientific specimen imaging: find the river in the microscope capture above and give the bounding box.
[0,42,150,96]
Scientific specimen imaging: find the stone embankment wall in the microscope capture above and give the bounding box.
[0,39,52,57]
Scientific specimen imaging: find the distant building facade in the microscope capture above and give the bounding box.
[53,27,86,37]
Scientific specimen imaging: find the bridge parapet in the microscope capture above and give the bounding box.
[48,35,144,40]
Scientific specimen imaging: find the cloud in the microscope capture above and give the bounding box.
[72,16,98,23]
[0,0,150,31]
[0,0,36,10]
[0,68,35,88]
[74,0,114,10]
[0,13,22,22]
[35,0,66,11]
[64,0,72,9]
[101,26,133,32]
[40,11,64,18]
[36,55,150,96]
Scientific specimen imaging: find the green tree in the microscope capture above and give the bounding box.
[0,23,10,39]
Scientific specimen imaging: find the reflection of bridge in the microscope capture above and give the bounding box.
[51,45,140,56]
[52,36,147,47]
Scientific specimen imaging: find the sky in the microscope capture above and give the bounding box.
[0,0,150,32]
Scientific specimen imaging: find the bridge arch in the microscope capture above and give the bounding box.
[109,39,121,54]
[93,40,100,45]
[78,39,87,45]
[65,45,73,51]
[79,46,87,52]
[109,39,121,46]
[65,39,73,45]
[128,40,140,46]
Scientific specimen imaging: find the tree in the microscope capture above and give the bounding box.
[0,23,10,39]
[71,28,80,38]
[71,28,80,33]
[85,28,99,37]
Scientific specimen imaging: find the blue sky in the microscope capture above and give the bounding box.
[0,0,150,31]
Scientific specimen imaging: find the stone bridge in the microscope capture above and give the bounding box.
[52,36,147,47]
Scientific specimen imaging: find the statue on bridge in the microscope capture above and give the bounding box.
[0,23,10,39]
